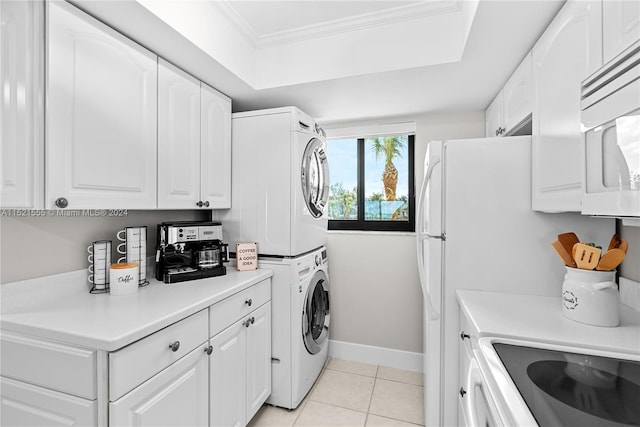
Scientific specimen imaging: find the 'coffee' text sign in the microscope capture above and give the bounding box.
[236,242,258,271]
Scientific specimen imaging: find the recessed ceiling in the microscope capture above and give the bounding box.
[71,0,565,123]
[226,1,419,38]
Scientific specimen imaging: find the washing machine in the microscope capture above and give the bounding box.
[218,106,330,257]
[259,247,330,409]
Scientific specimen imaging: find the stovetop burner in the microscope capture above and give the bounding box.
[493,343,640,427]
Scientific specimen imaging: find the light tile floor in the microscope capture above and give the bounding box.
[248,358,424,427]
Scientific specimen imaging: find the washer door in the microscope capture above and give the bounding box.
[302,270,330,355]
[301,138,330,218]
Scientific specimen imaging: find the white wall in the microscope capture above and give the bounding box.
[323,111,485,354]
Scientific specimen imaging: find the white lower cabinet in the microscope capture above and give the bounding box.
[210,319,246,427]
[109,345,209,427]
[0,278,271,427]
[1,377,96,426]
[210,301,272,427]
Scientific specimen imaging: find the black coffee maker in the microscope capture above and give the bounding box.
[155,221,229,283]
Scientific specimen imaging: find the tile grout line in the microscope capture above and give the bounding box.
[363,364,380,426]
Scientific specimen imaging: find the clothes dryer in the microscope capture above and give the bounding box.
[259,247,330,409]
[218,107,329,257]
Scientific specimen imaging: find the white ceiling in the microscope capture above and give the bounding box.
[72,0,566,124]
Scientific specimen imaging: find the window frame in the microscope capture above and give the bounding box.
[328,134,415,232]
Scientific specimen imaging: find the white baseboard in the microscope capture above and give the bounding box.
[328,339,423,373]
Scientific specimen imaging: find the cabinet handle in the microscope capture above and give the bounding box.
[204,201,210,208]
[251,316,255,324]
[245,298,253,307]
[196,201,203,208]
[168,341,180,352]
[55,197,69,208]
[460,331,470,341]
[243,319,251,327]
[204,345,213,355]
[459,387,467,398]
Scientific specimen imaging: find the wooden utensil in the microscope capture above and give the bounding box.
[607,234,621,251]
[558,232,580,257]
[573,243,602,270]
[596,248,626,271]
[552,240,577,267]
[619,238,628,254]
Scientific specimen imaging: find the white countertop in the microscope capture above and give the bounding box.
[1,268,273,351]
[456,290,640,356]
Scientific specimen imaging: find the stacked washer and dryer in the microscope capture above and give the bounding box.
[218,107,331,409]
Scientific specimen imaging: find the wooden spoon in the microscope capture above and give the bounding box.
[619,238,628,254]
[552,240,577,267]
[607,234,621,251]
[574,243,601,270]
[558,232,580,259]
[596,248,626,271]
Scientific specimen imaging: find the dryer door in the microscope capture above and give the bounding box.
[301,138,329,218]
[302,269,330,355]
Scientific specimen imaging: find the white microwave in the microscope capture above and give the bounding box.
[581,41,639,219]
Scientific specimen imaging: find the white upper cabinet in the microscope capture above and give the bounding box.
[485,90,505,137]
[0,0,44,208]
[502,52,532,134]
[603,1,640,64]
[157,59,201,209]
[46,0,158,210]
[531,0,602,212]
[157,61,232,210]
[485,53,533,138]
[201,83,232,209]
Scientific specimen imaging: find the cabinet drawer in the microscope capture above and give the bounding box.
[0,332,96,399]
[0,377,97,426]
[210,279,270,337]
[109,309,208,401]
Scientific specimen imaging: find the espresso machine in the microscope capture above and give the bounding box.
[156,221,229,283]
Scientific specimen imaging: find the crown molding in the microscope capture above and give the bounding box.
[208,1,260,49]
[259,1,462,47]
[213,1,462,50]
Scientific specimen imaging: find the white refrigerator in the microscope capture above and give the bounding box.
[416,136,614,427]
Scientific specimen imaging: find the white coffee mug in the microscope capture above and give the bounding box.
[110,263,139,296]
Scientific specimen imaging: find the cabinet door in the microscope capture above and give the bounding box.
[503,52,532,134]
[246,302,272,422]
[0,0,44,208]
[484,91,504,137]
[157,59,201,209]
[603,1,640,64]
[109,345,208,427]
[531,0,602,212]
[46,1,157,209]
[210,320,246,427]
[201,83,232,209]
[0,377,96,426]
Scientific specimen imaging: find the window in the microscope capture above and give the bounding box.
[327,132,415,231]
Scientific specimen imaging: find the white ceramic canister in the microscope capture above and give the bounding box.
[109,262,139,296]
[561,266,619,327]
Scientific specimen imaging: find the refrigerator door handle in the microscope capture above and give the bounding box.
[416,156,441,239]
[416,155,441,320]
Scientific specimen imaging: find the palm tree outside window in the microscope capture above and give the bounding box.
[327,133,415,231]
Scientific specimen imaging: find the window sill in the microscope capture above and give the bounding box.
[327,230,416,237]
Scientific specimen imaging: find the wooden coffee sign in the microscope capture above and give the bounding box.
[236,242,258,271]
